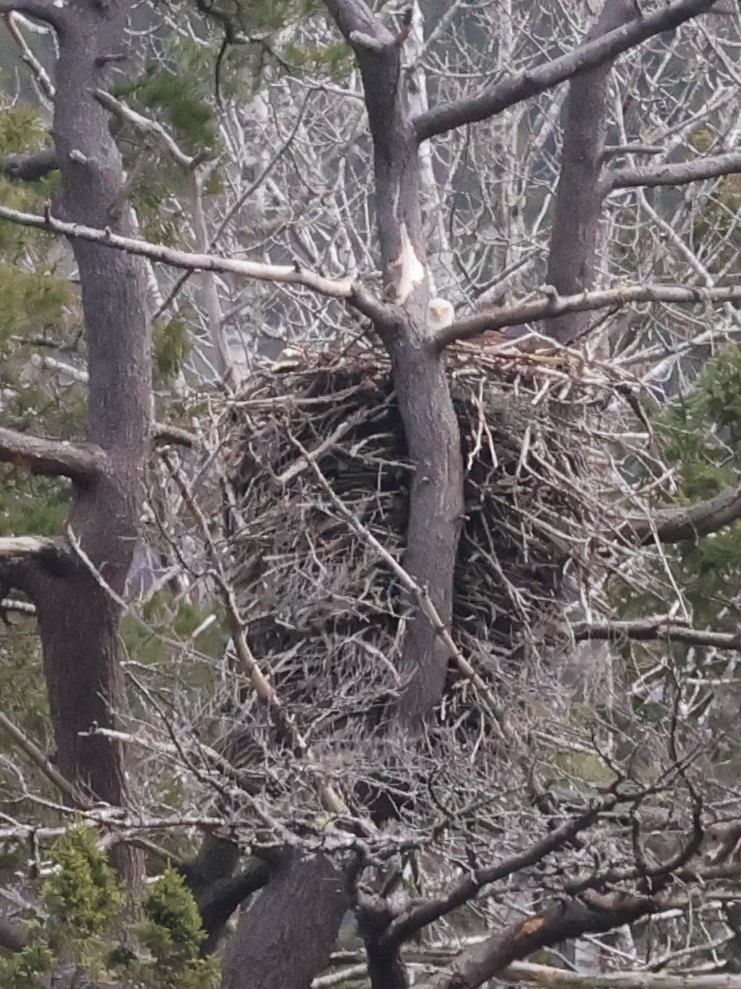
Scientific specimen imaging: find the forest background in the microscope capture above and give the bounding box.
[0,0,740,987]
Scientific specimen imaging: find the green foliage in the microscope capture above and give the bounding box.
[154,316,192,384]
[134,868,219,989]
[43,826,124,939]
[0,941,53,988]
[619,347,741,628]
[0,104,59,255]
[0,265,74,345]
[118,62,216,151]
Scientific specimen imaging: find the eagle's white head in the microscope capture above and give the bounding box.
[426,297,455,330]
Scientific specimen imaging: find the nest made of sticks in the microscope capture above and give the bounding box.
[218,343,621,741]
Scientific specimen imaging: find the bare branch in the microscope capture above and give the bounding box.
[0,203,396,323]
[94,89,206,171]
[2,10,54,100]
[619,485,741,544]
[381,798,616,950]
[573,618,741,651]
[0,711,87,804]
[434,283,741,349]
[0,425,107,482]
[414,0,719,142]
[0,147,57,180]
[501,960,741,989]
[603,151,741,195]
[413,891,659,989]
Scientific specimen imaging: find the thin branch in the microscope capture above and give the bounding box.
[0,425,107,482]
[160,451,358,825]
[381,797,616,950]
[603,151,741,195]
[434,283,741,349]
[573,619,741,651]
[414,0,718,141]
[2,10,54,101]
[500,961,741,989]
[0,203,397,324]
[94,89,207,171]
[0,0,67,33]
[0,711,86,804]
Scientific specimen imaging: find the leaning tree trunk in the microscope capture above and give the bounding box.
[0,0,150,882]
[544,0,641,344]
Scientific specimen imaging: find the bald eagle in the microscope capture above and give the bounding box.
[427,297,455,330]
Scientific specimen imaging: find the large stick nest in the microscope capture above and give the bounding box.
[221,344,623,743]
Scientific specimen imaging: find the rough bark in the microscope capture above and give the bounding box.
[544,0,641,344]
[222,849,352,989]
[325,0,465,730]
[0,0,150,882]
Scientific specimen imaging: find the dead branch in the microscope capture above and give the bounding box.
[434,283,741,349]
[0,711,85,804]
[380,796,618,950]
[603,151,741,195]
[0,203,397,324]
[620,484,741,544]
[0,425,107,482]
[0,0,67,33]
[573,619,741,651]
[0,147,58,180]
[413,0,718,141]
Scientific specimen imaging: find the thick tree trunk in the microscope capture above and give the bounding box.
[328,0,465,729]
[222,850,352,989]
[16,0,150,881]
[545,0,641,344]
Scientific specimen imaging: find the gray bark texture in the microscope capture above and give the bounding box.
[545,0,641,344]
[222,849,352,989]
[0,0,150,882]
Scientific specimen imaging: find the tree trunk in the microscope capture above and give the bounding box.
[18,0,150,882]
[545,0,641,344]
[222,849,352,989]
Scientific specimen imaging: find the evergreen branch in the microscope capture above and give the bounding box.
[414,0,718,142]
